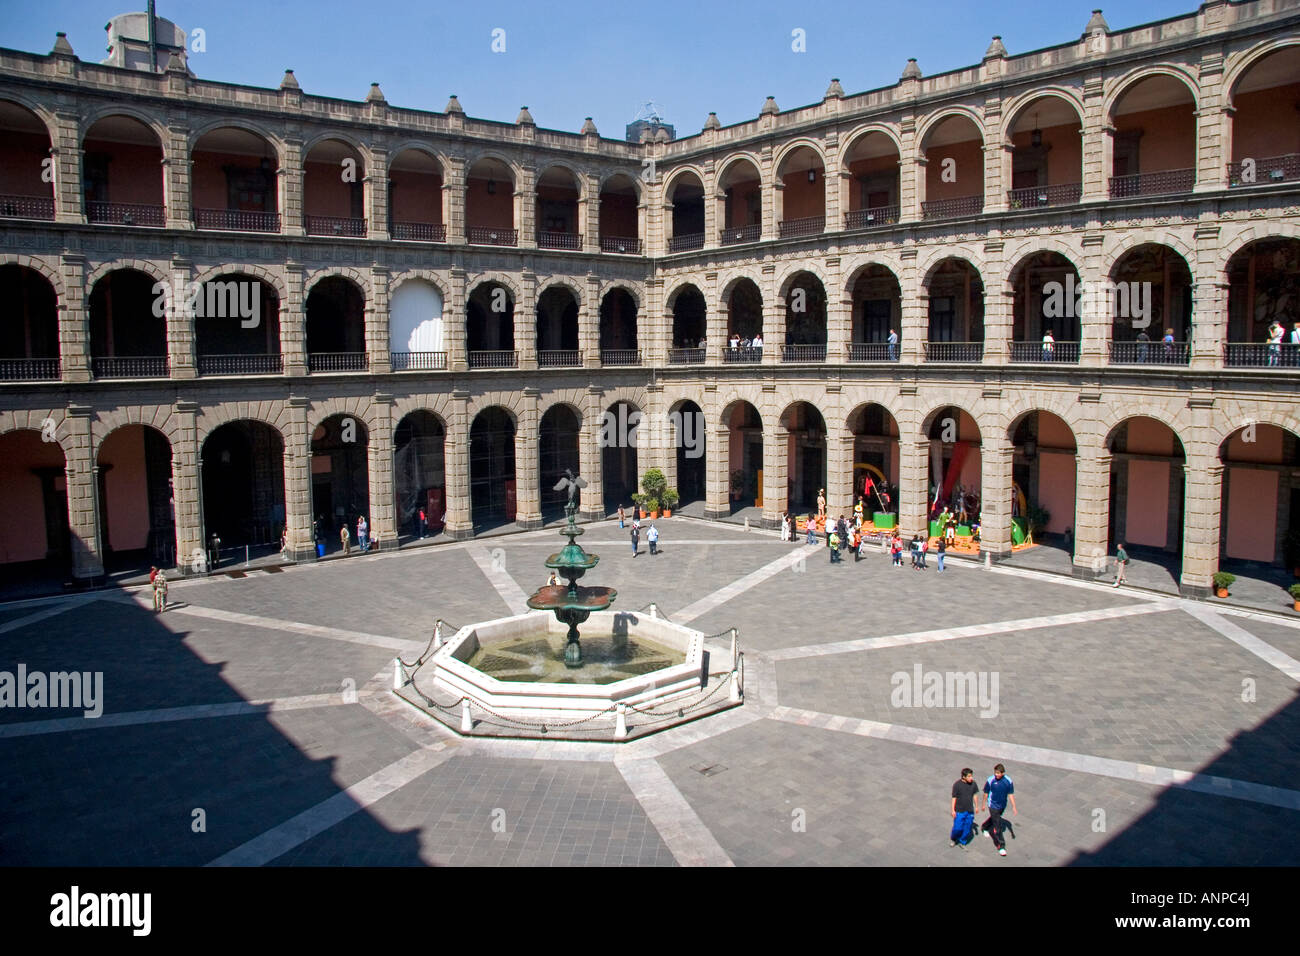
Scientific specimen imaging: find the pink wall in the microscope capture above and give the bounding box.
[389,168,442,223]
[99,427,150,552]
[1232,84,1300,163]
[1037,413,1076,450]
[726,180,761,225]
[780,170,824,220]
[960,445,981,492]
[1037,452,1076,534]
[1224,425,1283,464]
[1114,104,1195,172]
[303,160,360,218]
[465,176,514,229]
[1125,459,1169,547]
[0,130,53,196]
[925,139,983,201]
[0,430,64,564]
[1011,122,1082,184]
[191,151,279,210]
[85,141,163,205]
[1225,466,1278,561]
[599,193,637,238]
[1126,417,1176,456]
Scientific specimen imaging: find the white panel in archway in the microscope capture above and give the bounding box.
[390,281,444,352]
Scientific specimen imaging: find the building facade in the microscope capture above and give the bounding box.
[1,0,1299,597]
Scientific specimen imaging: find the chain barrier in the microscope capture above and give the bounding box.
[398,618,463,670]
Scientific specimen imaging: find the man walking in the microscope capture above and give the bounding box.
[829,527,841,564]
[647,522,659,556]
[1113,541,1129,587]
[950,768,979,848]
[979,763,1017,856]
[630,521,640,558]
[340,522,351,555]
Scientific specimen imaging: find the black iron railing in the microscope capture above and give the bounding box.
[844,205,899,229]
[307,351,368,372]
[1006,183,1081,209]
[777,215,825,238]
[1228,153,1300,187]
[600,236,641,254]
[1223,343,1300,368]
[390,221,446,242]
[537,350,582,367]
[1109,341,1189,365]
[846,343,898,362]
[305,215,367,237]
[722,347,763,364]
[467,226,518,246]
[467,350,518,369]
[194,208,280,232]
[600,349,641,366]
[92,355,168,378]
[0,194,55,221]
[390,351,448,371]
[197,353,283,375]
[721,224,761,245]
[1108,169,1195,199]
[1009,341,1080,363]
[668,232,704,252]
[922,195,982,220]
[0,357,60,380]
[87,201,165,227]
[536,230,582,250]
[782,344,825,362]
[924,341,984,362]
[668,347,706,365]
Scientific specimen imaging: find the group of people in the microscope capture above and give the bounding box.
[618,504,661,557]
[727,331,763,351]
[1131,327,1184,362]
[313,514,376,556]
[1265,319,1300,367]
[950,763,1018,855]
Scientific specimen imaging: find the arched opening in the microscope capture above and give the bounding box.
[1005,96,1083,208]
[666,172,704,251]
[927,407,983,537]
[0,264,60,380]
[466,282,516,368]
[200,421,285,557]
[539,405,581,522]
[305,276,366,372]
[97,425,175,573]
[1218,424,1300,585]
[469,407,517,530]
[724,278,764,363]
[718,158,763,244]
[783,272,827,361]
[924,259,984,361]
[1009,412,1077,557]
[536,286,580,367]
[311,414,370,553]
[776,146,825,237]
[1228,46,1300,188]
[848,264,900,361]
[0,100,54,221]
[1225,237,1300,367]
[1108,74,1197,197]
[724,401,762,513]
[848,403,900,530]
[388,148,444,241]
[0,430,70,579]
[535,165,581,249]
[191,126,280,232]
[89,268,168,378]
[783,402,827,515]
[672,399,706,509]
[669,285,706,361]
[921,114,984,219]
[1106,417,1186,584]
[1107,244,1192,365]
[194,274,281,375]
[843,131,900,227]
[303,138,365,236]
[602,401,640,513]
[394,411,446,539]
[1009,252,1081,362]
[83,114,164,225]
[599,288,639,365]
[465,157,516,246]
[599,173,640,253]
[389,279,445,370]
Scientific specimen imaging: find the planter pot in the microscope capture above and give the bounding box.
[661,509,672,518]
[1293,600,1300,612]
[650,510,660,519]
[1216,588,1229,598]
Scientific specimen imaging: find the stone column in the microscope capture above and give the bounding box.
[1080,78,1108,203]
[706,289,726,368]
[762,424,789,528]
[171,400,202,573]
[59,253,90,382]
[898,437,930,537]
[1194,104,1231,195]
[368,393,396,548]
[582,272,600,368]
[65,404,103,580]
[514,388,542,529]
[52,109,85,224]
[447,267,467,372]
[366,146,390,240]
[1180,459,1221,597]
[167,256,196,379]
[580,387,605,520]
[980,437,1015,560]
[902,292,927,364]
[904,156,926,223]
[444,391,473,539]
[517,269,537,370]
[281,260,307,376]
[984,286,1013,365]
[516,165,536,249]
[823,145,842,233]
[280,138,305,236]
[705,425,730,520]
[1192,223,1227,370]
[163,120,193,229]
[828,430,855,519]
[368,265,391,373]
[283,396,315,560]
[983,142,1010,214]
[763,292,784,366]
[582,173,600,254]
[444,159,466,244]
[1071,443,1111,579]
[703,162,720,250]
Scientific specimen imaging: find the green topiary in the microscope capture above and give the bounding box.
[1212,571,1236,591]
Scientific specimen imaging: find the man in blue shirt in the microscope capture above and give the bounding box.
[979,763,1018,856]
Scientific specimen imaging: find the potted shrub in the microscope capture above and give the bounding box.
[631,492,659,518]
[661,487,679,517]
[730,469,746,501]
[1212,571,1236,598]
[1288,583,1300,612]
[639,467,667,518]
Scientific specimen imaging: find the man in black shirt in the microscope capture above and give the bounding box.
[950,768,980,847]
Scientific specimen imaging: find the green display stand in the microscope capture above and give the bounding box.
[929,520,942,538]
[956,524,971,536]
[873,512,895,529]
[1011,517,1028,545]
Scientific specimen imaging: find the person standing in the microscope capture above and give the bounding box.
[979,763,1017,856]
[1113,541,1129,587]
[1290,321,1300,367]
[630,521,640,558]
[357,515,369,553]
[1162,327,1176,362]
[854,496,864,529]
[152,567,168,613]
[1267,320,1284,367]
[817,489,827,518]
[418,508,427,538]
[805,518,817,546]
[887,328,899,361]
[647,522,659,556]
[780,511,790,542]
[950,768,979,848]
[208,533,221,572]
[829,528,841,564]
[340,523,351,555]
[1041,328,1055,361]
[920,533,930,569]
[937,534,947,573]
[617,504,626,529]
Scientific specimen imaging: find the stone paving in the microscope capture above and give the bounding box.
[1,516,1298,866]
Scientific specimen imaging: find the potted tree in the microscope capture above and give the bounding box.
[639,468,668,519]
[1288,583,1300,612]
[661,487,679,517]
[730,469,746,501]
[1212,571,1235,599]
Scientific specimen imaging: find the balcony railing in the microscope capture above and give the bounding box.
[0,357,60,380]
[846,343,898,362]
[0,194,55,221]
[1108,341,1189,365]
[720,224,761,245]
[92,355,168,378]
[197,353,283,375]
[537,349,582,368]
[537,230,582,250]
[924,342,984,362]
[668,347,706,365]
[467,226,518,246]
[194,208,280,232]
[468,350,518,369]
[305,215,367,237]
[307,351,368,372]
[1108,169,1195,199]
[782,344,826,363]
[668,232,704,252]
[1009,341,1081,364]
[1006,183,1082,209]
[722,346,763,364]
[390,351,448,371]
[844,205,899,229]
[1224,343,1299,368]
[600,349,641,366]
[390,221,446,242]
[87,201,165,227]
[600,236,641,254]
[1228,153,1300,187]
[922,195,983,220]
[777,215,825,239]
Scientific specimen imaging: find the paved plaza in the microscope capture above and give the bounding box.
[1,517,1298,867]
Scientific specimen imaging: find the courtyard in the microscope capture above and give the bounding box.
[1,515,1297,867]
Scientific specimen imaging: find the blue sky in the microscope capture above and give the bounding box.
[2,1,1196,137]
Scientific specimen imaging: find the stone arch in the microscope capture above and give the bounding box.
[773,138,828,172]
[461,150,524,183]
[716,152,766,188]
[465,397,523,425]
[1104,230,1196,273]
[188,118,286,161]
[535,160,588,200]
[776,262,830,301]
[195,406,290,446]
[718,392,767,428]
[844,397,906,432]
[192,262,287,299]
[91,408,181,449]
[919,250,987,287]
[719,272,764,304]
[1214,222,1300,276]
[837,123,904,167]
[309,399,379,438]
[389,270,451,300]
[1223,37,1300,105]
[663,165,707,197]
[0,410,75,458]
[535,275,585,307]
[598,281,643,311]
[390,397,453,432]
[1103,64,1202,118]
[1000,88,1085,145]
[465,271,522,302]
[85,258,169,290]
[386,140,451,171]
[842,256,906,297]
[304,267,372,301]
[664,278,706,310]
[79,106,168,146]
[538,397,585,428]
[0,254,65,300]
[1101,412,1192,455]
[1209,405,1300,451]
[916,106,987,148]
[0,93,57,138]
[597,168,644,199]
[1002,237,1087,289]
[301,130,370,163]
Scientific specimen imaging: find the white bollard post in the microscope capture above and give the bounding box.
[245,545,250,567]
[615,703,627,739]
[433,620,444,650]
[984,550,991,569]
[393,658,405,690]
[649,603,658,619]
[730,669,743,703]
[730,628,738,667]
[743,516,751,532]
[460,699,473,733]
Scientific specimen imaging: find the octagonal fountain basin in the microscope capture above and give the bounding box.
[420,609,717,735]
